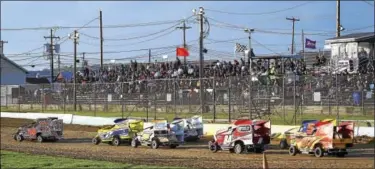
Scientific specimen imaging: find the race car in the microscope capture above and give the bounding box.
[13,117,64,142]
[172,115,203,142]
[208,119,271,154]
[275,119,336,149]
[289,120,354,157]
[131,120,180,149]
[92,118,144,146]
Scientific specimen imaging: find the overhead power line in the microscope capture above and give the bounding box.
[80,22,181,41]
[205,2,313,15]
[1,19,184,31]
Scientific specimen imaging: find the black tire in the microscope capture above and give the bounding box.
[131,139,138,148]
[92,137,101,145]
[289,146,297,156]
[314,146,324,158]
[16,135,23,142]
[234,142,244,154]
[37,135,44,143]
[336,152,346,157]
[169,144,177,149]
[255,148,263,154]
[280,139,288,149]
[112,137,121,146]
[208,141,218,153]
[151,139,159,149]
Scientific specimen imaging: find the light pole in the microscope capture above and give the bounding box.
[244,28,254,119]
[193,7,205,116]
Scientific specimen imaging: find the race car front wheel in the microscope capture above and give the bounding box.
[92,137,101,145]
[289,146,297,156]
[314,146,324,158]
[151,140,160,149]
[112,137,120,146]
[16,135,23,142]
[37,135,44,143]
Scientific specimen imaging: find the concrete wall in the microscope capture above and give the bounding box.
[1,112,374,137]
[0,57,26,85]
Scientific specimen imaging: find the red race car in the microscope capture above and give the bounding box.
[208,119,271,154]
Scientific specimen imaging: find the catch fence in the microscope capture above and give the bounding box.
[1,74,374,125]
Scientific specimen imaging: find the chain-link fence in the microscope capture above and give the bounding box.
[1,74,374,124]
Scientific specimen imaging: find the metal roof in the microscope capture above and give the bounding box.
[325,32,375,44]
[0,54,28,73]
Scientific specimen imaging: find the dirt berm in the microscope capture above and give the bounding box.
[1,118,374,169]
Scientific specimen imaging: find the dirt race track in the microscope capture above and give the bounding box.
[1,118,374,169]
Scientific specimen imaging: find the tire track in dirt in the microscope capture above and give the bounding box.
[1,118,374,169]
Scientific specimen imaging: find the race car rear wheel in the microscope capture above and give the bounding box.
[169,144,177,149]
[92,137,101,145]
[112,137,121,146]
[151,139,159,149]
[314,146,324,158]
[289,146,297,156]
[37,135,44,143]
[234,143,244,154]
[131,139,138,148]
[280,139,288,149]
[16,135,23,142]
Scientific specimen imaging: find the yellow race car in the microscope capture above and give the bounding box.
[92,118,144,146]
[275,119,336,149]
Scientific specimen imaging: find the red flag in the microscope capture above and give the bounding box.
[176,47,189,57]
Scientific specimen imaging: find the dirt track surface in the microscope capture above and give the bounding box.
[1,118,374,169]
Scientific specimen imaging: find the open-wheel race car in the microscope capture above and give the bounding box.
[92,118,144,146]
[275,119,336,149]
[208,119,271,154]
[131,119,181,149]
[13,117,64,143]
[289,120,354,158]
[172,115,204,142]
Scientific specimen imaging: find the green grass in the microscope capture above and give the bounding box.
[0,150,182,169]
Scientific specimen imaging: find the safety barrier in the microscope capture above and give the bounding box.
[1,112,374,137]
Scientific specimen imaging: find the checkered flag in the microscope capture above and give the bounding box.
[235,43,247,53]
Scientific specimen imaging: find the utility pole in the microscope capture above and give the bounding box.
[69,30,79,111]
[44,29,60,84]
[244,28,254,119]
[336,0,341,37]
[192,7,205,115]
[0,40,8,54]
[176,20,191,66]
[82,52,86,68]
[148,49,151,64]
[286,17,300,125]
[194,7,205,116]
[286,17,300,55]
[100,10,104,69]
[57,54,61,73]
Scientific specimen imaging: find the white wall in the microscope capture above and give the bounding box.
[1,112,374,137]
[0,57,26,85]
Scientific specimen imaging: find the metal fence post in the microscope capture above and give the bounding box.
[154,90,157,120]
[121,83,124,118]
[228,77,231,123]
[93,83,96,116]
[174,79,177,117]
[63,83,66,114]
[361,89,365,115]
[146,82,149,122]
[18,85,21,112]
[213,77,216,122]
